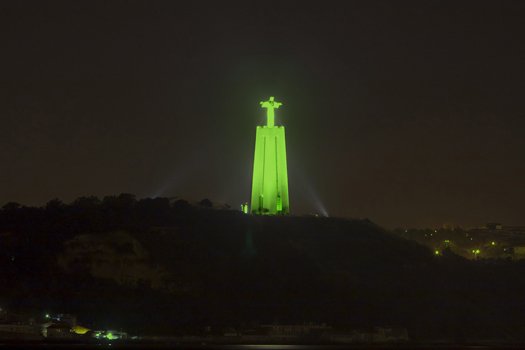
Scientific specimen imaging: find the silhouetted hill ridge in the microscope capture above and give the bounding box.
[2,195,525,341]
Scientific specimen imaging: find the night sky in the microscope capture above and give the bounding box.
[1,1,524,228]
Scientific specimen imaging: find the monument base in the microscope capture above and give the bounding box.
[250,125,290,215]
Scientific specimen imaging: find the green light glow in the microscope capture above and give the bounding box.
[250,97,290,215]
[260,96,282,127]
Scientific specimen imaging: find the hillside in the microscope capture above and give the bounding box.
[2,195,525,341]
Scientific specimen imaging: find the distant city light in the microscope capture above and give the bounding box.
[94,331,103,339]
[72,325,90,335]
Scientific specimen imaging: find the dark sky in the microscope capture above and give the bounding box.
[1,1,524,228]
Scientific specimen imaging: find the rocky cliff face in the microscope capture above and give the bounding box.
[58,231,167,290]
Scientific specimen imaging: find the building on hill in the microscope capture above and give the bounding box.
[260,323,331,337]
[45,323,73,339]
[325,327,409,344]
[485,223,503,230]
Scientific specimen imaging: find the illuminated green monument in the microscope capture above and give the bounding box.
[250,96,290,215]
